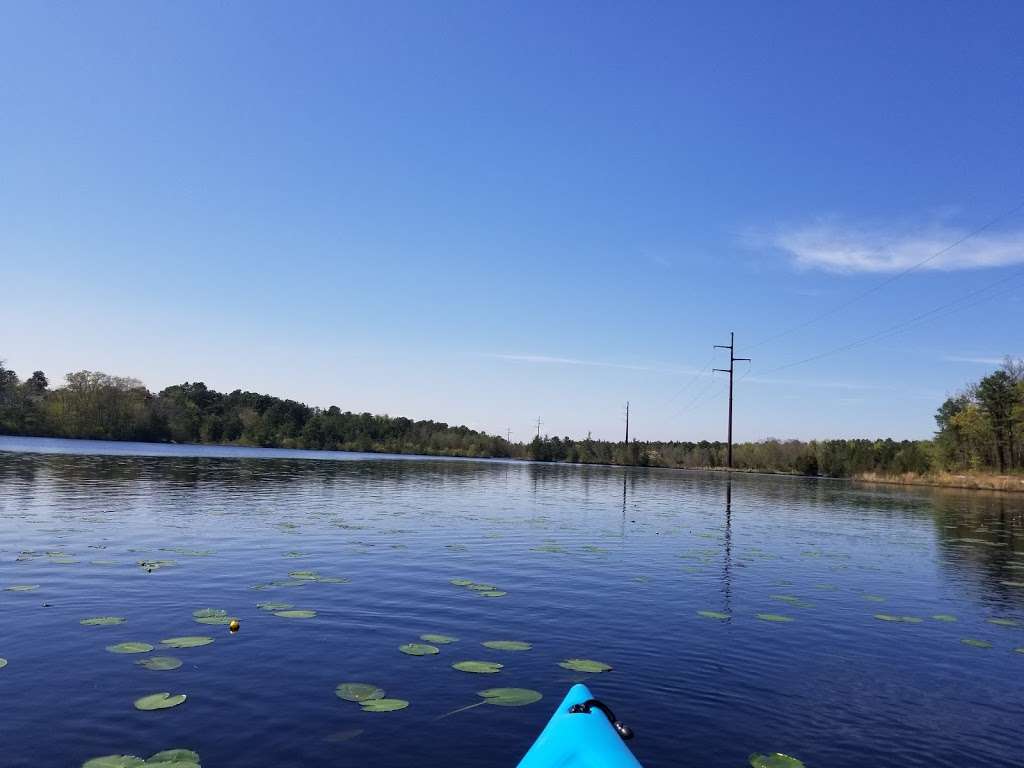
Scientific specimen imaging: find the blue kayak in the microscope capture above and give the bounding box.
[517,684,643,768]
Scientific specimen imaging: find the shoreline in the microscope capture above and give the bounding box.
[855,471,1024,494]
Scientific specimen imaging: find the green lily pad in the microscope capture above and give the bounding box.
[987,618,1021,627]
[257,601,293,612]
[931,614,958,622]
[558,658,612,673]
[0,658,7,669]
[192,608,234,625]
[467,583,497,591]
[756,614,794,623]
[482,640,532,651]
[770,596,813,608]
[137,559,176,572]
[873,614,922,623]
[137,656,183,671]
[336,682,386,702]
[961,638,993,648]
[274,609,316,619]
[317,576,350,584]
[160,636,213,648]
[147,749,199,764]
[479,687,543,706]
[360,698,409,712]
[420,634,458,644]
[479,590,507,598]
[1015,647,1024,654]
[862,594,886,602]
[5,584,40,592]
[452,660,503,674]
[399,643,440,656]
[81,616,126,626]
[449,579,474,586]
[749,753,805,768]
[697,610,730,620]
[133,692,187,711]
[106,642,154,654]
[82,756,145,768]
[288,570,319,580]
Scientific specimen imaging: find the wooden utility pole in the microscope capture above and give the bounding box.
[713,332,750,469]
[535,417,542,438]
[624,401,630,444]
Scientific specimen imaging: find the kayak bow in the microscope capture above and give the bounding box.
[517,684,643,767]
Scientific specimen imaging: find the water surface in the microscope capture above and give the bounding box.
[1,437,1023,767]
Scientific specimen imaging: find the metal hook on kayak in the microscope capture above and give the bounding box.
[568,699,634,741]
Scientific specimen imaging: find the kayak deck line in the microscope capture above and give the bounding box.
[517,684,643,768]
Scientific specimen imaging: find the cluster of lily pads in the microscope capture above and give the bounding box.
[82,748,200,767]
[335,682,409,712]
[249,568,349,592]
[256,601,317,619]
[749,753,804,768]
[449,578,507,598]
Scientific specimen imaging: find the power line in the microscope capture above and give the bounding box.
[748,198,1024,351]
[756,266,1024,376]
[655,351,716,410]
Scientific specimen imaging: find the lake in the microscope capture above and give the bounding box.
[1,436,1022,768]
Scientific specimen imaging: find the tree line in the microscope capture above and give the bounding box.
[1,357,1021,477]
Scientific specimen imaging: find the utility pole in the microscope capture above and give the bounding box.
[535,417,542,438]
[506,428,512,443]
[624,401,629,444]
[713,331,750,469]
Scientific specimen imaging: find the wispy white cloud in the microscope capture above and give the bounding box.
[487,353,656,372]
[762,219,1024,274]
[942,354,1013,365]
[485,353,701,375]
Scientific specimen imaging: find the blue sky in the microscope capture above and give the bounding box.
[2,1,1022,442]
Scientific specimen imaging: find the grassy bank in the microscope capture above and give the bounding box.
[856,471,1024,493]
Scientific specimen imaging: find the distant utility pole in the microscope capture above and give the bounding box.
[713,331,750,469]
[506,428,512,442]
[624,401,630,444]
[535,417,542,438]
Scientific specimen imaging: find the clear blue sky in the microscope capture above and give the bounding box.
[2,2,1022,442]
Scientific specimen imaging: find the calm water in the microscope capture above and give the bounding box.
[2,436,1023,768]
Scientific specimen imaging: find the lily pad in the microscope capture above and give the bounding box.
[336,682,386,702]
[399,643,440,656]
[756,614,794,623]
[479,687,543,706]
[192,608,234,625]
[467,583,498,591]
[137,656,183,671]
[482,640,532,651]
[420,634,458,644]
[452,660,504,674]
[106,642,154,654]
[82,756,145,768]
[697,610,730,620]
[288,570,319,580]
[961,638,993,648]
[449,579,474,586]
[256,601,293,611]
[160,636,213,648]
[558,658,612,673]
[81,616,126,626]
[147,749,199,764]
[987,618,1021,627]
[1015,647,1024,654]
[749,753,805,768]
[133,692,187,711]
[360,698,409,712]
[0,658,7,669]
[274,609,317,619]
[4,584,40,592]
[931,614,958,622]
[479,590,507,598]
[861,594,886,602]
[873,614,921,623]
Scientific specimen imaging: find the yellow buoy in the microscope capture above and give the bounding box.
[229,619,240,632]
